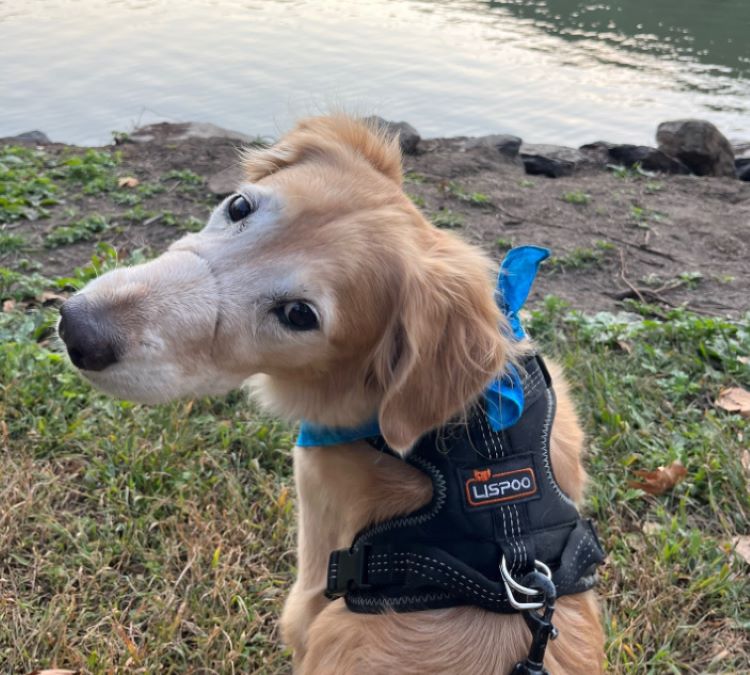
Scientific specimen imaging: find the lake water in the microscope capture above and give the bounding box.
[1,0,748,147]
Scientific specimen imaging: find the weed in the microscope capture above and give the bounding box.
[122,205,157,224]
[496,237,513,250]
[0,267,53,300]
[562,190,591,205]
[57,149,121,194]
[519,179,535,188]
[407,192,426,208]
[162,169,204,186]
[180,216,205,232]
[678,271,704,288]
[548,245,611,271]
[45,214,109,248]
[432,210,465,229]
[0,232,26,255]
[0,145,60,221]
[446,182,492,206]
[644,181,664,194]
[404,171,426,183]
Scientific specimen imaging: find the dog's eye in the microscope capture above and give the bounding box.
[275,301,319,331]
[227,195,256,222]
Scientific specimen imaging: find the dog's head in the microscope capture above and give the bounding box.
[59,115,514,452]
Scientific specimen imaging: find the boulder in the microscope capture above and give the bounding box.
[131,122,255,145]
[737,162,750,182]
[364,116,421,155]
[580,142,689,174]
[208,165,246,197]
[520,144,586,178]
[464,134,522,159]
[656,119,736,177]
[5,130,51,144]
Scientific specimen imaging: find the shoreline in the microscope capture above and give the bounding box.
[1,117,749,317]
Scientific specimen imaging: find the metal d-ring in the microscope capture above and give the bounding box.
[500,556,553,611]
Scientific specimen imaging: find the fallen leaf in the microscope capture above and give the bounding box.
[27,671,79,675]
[739,356,749,365]
[616,340,633,354]
[715,387,750,418]
[117,176,140,188]
[39,290,68,305]
[628,460,687,496]
[641,521,662,535]
[733,536,750,565]
[3,299,15,312]
[277,486,289,508]
[741,450,750,475]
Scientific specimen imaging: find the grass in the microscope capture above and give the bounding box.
[1,261,748,673]
[432,209,465,229]
[562,190,591,206]
[548,242,614,271]
[45,215,110,248]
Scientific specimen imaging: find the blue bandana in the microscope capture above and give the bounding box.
[296,245,550,447]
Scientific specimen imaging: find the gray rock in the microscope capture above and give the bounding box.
[208,165,246,197]
[738,162,750,182]
[656,119,736,178]
[581,142,689,174]
[364,116,421,155]
[131,122,255,145]
[520,144,586,178]
[465,134,522,159]
[6,130,51,144]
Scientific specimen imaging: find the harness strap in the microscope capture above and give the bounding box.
[327,519,603,614]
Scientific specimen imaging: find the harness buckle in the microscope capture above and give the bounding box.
[325,545,372,599]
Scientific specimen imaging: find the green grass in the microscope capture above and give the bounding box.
[0,232,26,255]
[548,242,614,271]
[432,209,465,229]
[1,272,748,672]
[45,214,110,248]
[562,190,591,206]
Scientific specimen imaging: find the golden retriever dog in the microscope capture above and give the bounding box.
[58,115,604,673]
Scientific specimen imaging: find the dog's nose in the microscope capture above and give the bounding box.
[59,298,119,371]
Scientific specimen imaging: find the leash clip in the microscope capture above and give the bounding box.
[509,566,558,675]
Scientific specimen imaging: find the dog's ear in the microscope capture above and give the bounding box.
[374,233,511,454]
[242,115,402,184]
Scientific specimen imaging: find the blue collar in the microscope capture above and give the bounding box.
[296,245,550,448]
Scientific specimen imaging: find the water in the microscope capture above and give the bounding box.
[1,0,748,147]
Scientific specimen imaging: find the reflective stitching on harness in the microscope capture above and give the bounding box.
[347,591,454,608]
[540,389,576,508]
[353,456,447,550]
[369,552,506,599]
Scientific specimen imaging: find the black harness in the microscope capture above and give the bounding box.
[324,354,605,672]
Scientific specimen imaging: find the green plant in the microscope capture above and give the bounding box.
[407,192,425,208]
[45,214,109,247]
[562,190,591,205]
[432,210,464,229]
[0,145,60,221]
[0,232,26,255]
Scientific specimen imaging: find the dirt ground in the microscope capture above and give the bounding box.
[4,124,749,317]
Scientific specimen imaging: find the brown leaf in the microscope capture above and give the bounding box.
[27,670,79,675]
[39,290,68,305]
[628,460,687,496]
[715,387,750,418]
[616,339,633,354]
[741,450,750,476]
[733,536,750,565]
[117,176,140,188]
[739,356,749,365]
[2,299,15,312]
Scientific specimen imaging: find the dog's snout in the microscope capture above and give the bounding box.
[59,298,119,372]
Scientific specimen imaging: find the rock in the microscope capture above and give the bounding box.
[656,119,736,177]
[520,144,586,178]
[738,162,750,182]
[6,130,51,144]
[208,165,246,197]
[131,122,255,145]
[364,116,421,155]
[583,142,689,174]
[464,134,522,159]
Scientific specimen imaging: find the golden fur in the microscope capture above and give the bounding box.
[67,115,604,673]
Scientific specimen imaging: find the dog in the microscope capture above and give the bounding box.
[58,115,604,673]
